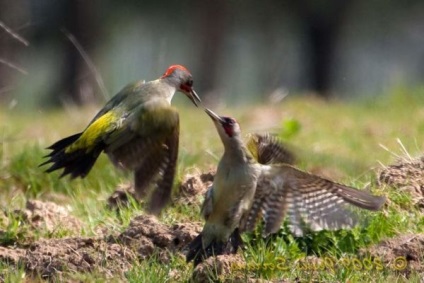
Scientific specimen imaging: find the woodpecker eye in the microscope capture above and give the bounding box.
[223,117,235,125]
[180,79,193,92]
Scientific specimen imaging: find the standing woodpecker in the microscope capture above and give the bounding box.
[186,108,386,265]
[41,65,201,215]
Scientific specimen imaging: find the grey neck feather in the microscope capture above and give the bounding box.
[153,79,177,103]
[162,74,182,88]
[222,135,253,163]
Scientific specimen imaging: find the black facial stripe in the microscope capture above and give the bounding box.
[221,117,235,126]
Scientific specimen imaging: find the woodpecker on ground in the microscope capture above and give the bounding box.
[40,65,201,215]
[186,108,386,266]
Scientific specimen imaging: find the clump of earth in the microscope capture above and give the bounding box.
[106,168,215,209]
[175,168,215,205]
[360,234,424,275]
[378,155,424,209]
[0,200,201,281]
[1,158,424,281]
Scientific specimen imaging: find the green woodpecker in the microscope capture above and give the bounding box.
[186,108,386,265]
[41,65,201,215]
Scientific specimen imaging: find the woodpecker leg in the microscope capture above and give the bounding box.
[228,228,244,254]
[186,229,244,266]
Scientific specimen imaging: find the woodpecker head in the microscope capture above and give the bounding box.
[161,65,201,106]
[205,108,241,141]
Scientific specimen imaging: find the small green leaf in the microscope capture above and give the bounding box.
[280,118,301,139]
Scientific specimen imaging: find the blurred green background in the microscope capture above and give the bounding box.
[1,3,424,281]
[1,0,424,109]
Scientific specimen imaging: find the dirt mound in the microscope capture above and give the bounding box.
[378,156,424,208]
[112,215,201,263]
[0,200,201,280]
[0,246,26,264]
[361,234,424,276]
[106,169,215,209]
[13,200,83,234]
[26,237,136,280]
[175,169,215,205]
[191,254,281,283]
[0,237,135,280]
[192,254,245,282]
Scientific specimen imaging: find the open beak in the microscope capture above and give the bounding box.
[204,108,225,123]
[186,88,201,107]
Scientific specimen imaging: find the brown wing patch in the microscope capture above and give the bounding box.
[106,109,180,215]
[133,144,167,199]
[249,164,386,236]
[146,115,180,215]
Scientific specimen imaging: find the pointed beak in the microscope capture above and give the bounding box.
[185,88,201,107]
[204,108,224,123]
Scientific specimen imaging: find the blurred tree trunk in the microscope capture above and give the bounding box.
[0,1,28,103]
[290,0,352,98]
[194,0,228,105]
[59,0,101,105]
[30,0,102,106]
[0,20,15,102]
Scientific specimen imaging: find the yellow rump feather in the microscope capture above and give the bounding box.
[66,111,116,153]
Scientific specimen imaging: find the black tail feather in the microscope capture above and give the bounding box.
[40,133,104,179]
[186,229,244,266]
[46,133,82,150]
[39,134,82,167]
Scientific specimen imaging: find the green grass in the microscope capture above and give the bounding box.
[1,86,424,282]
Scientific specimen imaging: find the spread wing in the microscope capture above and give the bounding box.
[246,133,296,165]
[89,80,147,124]
[146,116,179,215]
[39,81,148,179]
[106,105,180,215]
[242,164,386,236]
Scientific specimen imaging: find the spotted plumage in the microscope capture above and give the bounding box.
[186,108,386,265]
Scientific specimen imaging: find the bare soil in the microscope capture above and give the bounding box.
[191,254,284,283]
[175,168,215,205]
[360,234,424,276]
[0,200,201,281]
[378,155,424,209]
[1,160,424,281]
[106,168,215,209]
